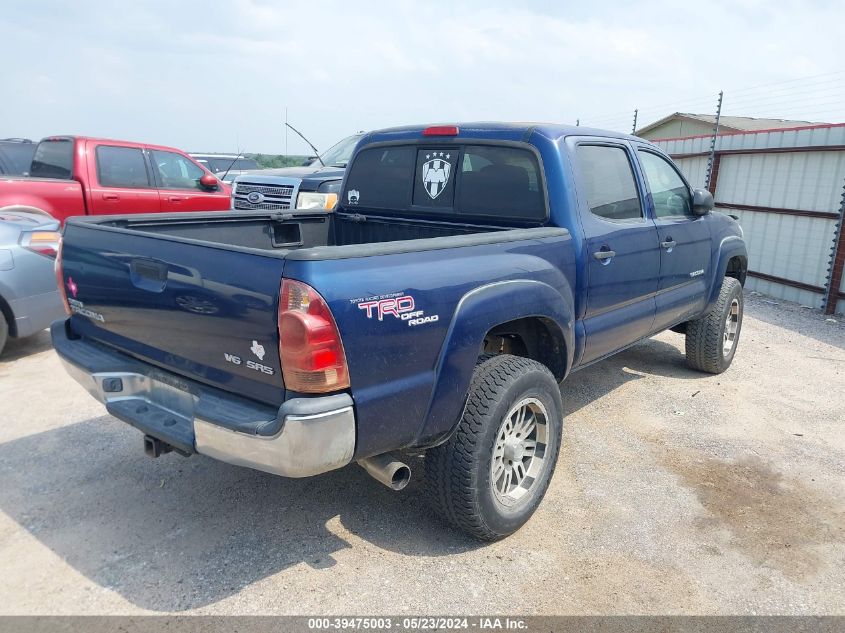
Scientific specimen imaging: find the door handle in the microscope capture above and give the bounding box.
[593,249,616,261]
[168,196,184,202]
[101,193,119,201]
[661,239,677,249]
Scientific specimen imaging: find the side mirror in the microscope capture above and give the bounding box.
[692,188,714,215]
[199,173,219,190]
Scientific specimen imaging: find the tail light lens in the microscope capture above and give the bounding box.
[55,237,71,316]
[278,278,349,393]
[20,230,61,258]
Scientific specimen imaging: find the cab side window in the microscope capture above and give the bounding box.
[575,145,642,221]
[96,146,150,188]
[638,151,693,218]
[150,150,205,190]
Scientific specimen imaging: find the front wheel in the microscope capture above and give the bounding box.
[424,354,563,541]
[685,277,743,374]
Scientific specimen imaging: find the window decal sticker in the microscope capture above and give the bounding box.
[421,153,451,199]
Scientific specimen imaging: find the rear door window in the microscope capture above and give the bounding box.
[575,145,642,221]
[343,143,546,221]
[96,146,151,188]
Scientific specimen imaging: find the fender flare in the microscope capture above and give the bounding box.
[414,279,575,447]
[0,204,54,219]
[707,236,748,309]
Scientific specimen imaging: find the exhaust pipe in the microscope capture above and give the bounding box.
[358,453,411,490]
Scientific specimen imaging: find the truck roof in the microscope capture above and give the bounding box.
[40,135,192,154]
[362,122,651,145]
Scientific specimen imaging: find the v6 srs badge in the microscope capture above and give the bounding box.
[223,351,275,375]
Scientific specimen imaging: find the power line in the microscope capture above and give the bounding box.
[578,71,845,128]
[725,70,845,96]
[725,86,845,108]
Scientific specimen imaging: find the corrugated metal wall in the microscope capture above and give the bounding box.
[715,152,845,211]
[654,125,845,314]
[721,210,834,307]
[673,156,709,189]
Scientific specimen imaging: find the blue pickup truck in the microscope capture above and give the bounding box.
[52,123,747,540]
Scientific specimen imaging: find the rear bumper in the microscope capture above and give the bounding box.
[51,320,356,478]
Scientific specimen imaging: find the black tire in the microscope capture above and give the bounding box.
[0,312,8,357]
[425,354,563,541]
[685,277,743,374]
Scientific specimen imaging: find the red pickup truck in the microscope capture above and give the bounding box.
[0,136,231,222]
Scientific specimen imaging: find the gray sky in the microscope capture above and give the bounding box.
[2,0,843,154]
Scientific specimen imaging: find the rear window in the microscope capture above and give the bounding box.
[29,139,74,179]
[343,144,545,221]
[207,157,259,172]
[0,142,36,174]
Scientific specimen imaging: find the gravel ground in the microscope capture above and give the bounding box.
[0,292,843,615]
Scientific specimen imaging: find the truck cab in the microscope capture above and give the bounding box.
[231,133,363,212]
[0,136,231,223]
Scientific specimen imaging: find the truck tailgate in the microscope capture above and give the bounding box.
[60,223,286,405]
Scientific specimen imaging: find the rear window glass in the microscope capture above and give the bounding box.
[96,145,150,188]
[30,139,74,179]
[0,142,36,174]
[343,144,545,221]
[206,157,259,172]
[344,146,415,210]
[458,146,544,218]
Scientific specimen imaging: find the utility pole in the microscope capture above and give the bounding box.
[705,91,724,190]
[631,109,638,134]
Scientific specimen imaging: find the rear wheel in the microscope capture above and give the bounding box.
[685,277,743,374]
[0,312,8,356]
[425,354,563,540]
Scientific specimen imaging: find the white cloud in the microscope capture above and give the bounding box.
[0,0,842,153]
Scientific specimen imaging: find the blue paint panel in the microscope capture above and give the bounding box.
[284,234,576,458]
[61,225,287,405]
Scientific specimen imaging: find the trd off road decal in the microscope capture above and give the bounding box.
[351,292,439,327]
[421,152,452,199]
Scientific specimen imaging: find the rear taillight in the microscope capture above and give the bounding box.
[55,237,71,316]
[20,230,61,258]
[278,278,349,393]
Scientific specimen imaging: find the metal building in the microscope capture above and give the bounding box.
[636,113,824,141]
[652,123,845,314]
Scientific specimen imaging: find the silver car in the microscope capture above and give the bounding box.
[0,211,65,355]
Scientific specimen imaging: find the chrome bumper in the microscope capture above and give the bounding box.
[59,357,355,478]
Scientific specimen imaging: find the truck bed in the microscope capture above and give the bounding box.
[61,211,568,410]
[88,209,509,254]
